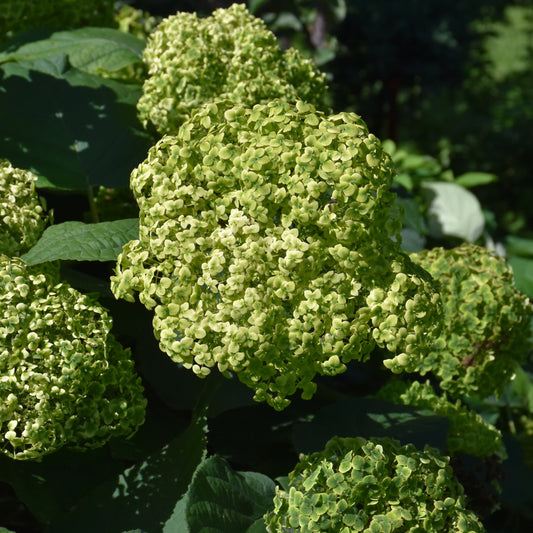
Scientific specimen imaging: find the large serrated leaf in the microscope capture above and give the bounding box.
[0,27,144,76]
[421,181,485,242]
[0,66,152,190]
[186,456,276,533]
[46,410,208,533]
[21,219,139,264]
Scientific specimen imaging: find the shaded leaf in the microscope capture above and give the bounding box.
[292,397,449,455]
[21,219,139,264]
[46,409,208,533]
[421,181,485,242]
[0,27,144,76]
[0,67,151,190]
[186,456,276,533]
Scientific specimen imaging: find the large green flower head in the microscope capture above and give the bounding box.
[409,244,532,399]
[265,436,485,532]
[0,159,48,256]
[137,3,328,136]
[0,0,114,42]
[112,98,441,410]
[0,255,146,460]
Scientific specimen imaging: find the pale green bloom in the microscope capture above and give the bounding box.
[265,436,486,532]
[0,255,146,460]
[137,4,329,135]
[0,160,48,256]
[409,244,532,398]
[112,98,441,410]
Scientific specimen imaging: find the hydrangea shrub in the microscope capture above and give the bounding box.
[137,3,329,135]
[0,160,48,256]
[409,244,532,399]
[112,98,441,409]
[265,436,486,532]
[0,255,146,460]
[378,380,503,457]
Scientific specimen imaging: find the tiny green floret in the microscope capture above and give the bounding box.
[265,436,486,532]
[0,160,48,257]
[0,255,146,460]
[112,98,441,409]
[137,3,329,135]
[408,244,533,399]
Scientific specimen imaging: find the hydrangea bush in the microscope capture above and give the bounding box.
[264,436,486,532]
[112,98,442,410]
[0,160,48,257]
[0,255,146,460]
[408,244,532,398]
[137,3,328,135]
[1,3,532,531]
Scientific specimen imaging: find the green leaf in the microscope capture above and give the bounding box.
[186,455,276,533]
[508,255,533,299]
[0,27,144,76]
[245,518,269,533]
[292,397,449,455]
[163,497,190,533]
[421,181,485,242]
[47,409,208,533]
[506,236,533,258]
[21,219,139,264]
[454,171,498,188]
[0,67,152,190]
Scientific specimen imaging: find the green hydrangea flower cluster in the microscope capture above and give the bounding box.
[137,3,329,136]
[112,98,441,410]
[0,0,114,42]
[409,244,532,399]
[378,380,503,457]
[0,160,48,256]
[265,436,485,532]
[115,4,160,40]
[0,255,146,460]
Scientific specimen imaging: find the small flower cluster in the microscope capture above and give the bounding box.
[0,159,48,256]
[264,436,485,532]
[409,244,532,399]
[378,380,503,457]
[137,3,328,135]
[112,98,441,409]
[0,255,146,460]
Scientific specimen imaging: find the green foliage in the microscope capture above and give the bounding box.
[0,159,48,256]
[0,0,115,42]
[377,380,503,458]
[112,97,441,409]
[409,244,532,399]
[264,436,486,532]
[21,219,139,265]
[137,3,328,135]
[0,255,146,460]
